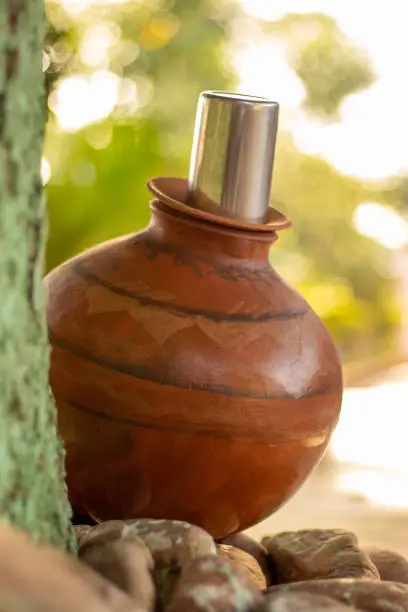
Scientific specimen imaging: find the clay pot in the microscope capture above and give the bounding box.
[46,177,342,539]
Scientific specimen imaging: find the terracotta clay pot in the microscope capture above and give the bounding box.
[46,177,343,539]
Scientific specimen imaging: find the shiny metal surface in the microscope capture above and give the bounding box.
[188,91,279,225]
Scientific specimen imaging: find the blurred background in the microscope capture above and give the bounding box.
[44,0,408,552]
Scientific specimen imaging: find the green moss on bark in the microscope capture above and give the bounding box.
[0,1,74,551]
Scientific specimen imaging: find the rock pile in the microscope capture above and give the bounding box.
[0,520,407,611]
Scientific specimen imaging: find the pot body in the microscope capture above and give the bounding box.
[46,199,342,538]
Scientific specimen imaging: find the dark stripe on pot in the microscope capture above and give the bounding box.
[74,262,307,324]
[62,397,304,445]
[50,331,334,401]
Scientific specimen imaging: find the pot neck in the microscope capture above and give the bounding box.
[147,200,278,262]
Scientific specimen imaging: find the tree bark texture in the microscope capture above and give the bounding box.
[0,0,74,550]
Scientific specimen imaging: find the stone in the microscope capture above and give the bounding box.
[262,529,379,582]
[217,544,267,590]
[261,592,361,611]
[122,518,217,608]
[220,533,271,582]
[77,520,127,552]
[365,547,408,584]
[265,578,408,612]
[0,523,137,611]
[80,536,155,610]
[74,524,92,546]
[123,519,216,568]
[166,554,262,611]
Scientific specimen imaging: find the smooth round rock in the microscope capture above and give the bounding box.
[220,533,271,582]
[80,536,155,610]
[262,529,379,583]
[217,544,267,590]
[262,592,362,611]
[167,554,262,612]
[265,578,408,612]
[365,547,408,584]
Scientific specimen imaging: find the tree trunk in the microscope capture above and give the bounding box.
[0,1,74,550]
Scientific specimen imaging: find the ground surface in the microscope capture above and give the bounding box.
[247,363,408,557]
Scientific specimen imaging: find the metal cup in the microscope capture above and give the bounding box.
[187,91,279,225]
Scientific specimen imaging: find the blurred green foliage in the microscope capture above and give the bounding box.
[264,13,375,118]
[44,0,400,364]
[45,0,237,264]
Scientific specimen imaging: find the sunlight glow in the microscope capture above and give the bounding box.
[80,24,121,67]
[330,381,408,508]
[40,158,51,185]
[238,0,345,21]
[353,202,408,250]
[60,0,128,13]
[60,0,93,13]
[331,383,408,473]
[236,0,408,179]
[292,103,408,181]
[235,42,305,110]
[336,468,408,509]
[115,78,138,115]
[49,71,120,131]
[57,0,408,181]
